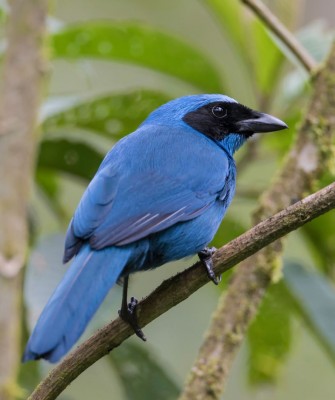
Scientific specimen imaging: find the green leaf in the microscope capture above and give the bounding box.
[37,138,103,181]
[51,22,222,92]
[301,212,335,274]
[43,90,171,140]
[109,341,180,400]
[247,281,292,384]
[284,262,335,360]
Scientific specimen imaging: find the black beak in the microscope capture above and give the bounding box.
[236,111,288,134]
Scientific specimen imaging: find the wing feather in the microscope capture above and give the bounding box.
[88,181,216,249]
[64,125,231,260]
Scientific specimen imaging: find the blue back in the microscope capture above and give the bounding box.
[64,94,244,261]
[65,124,236,260]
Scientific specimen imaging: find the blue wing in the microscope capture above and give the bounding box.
[89,172,216,248]
[64,125,231,261]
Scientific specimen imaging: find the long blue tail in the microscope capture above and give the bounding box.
[23,244,132,363]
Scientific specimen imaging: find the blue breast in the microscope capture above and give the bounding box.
[132,159,236,270]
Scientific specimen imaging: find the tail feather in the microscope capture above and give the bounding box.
[23,244,131,363]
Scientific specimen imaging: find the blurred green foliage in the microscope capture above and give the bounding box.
[10,0,335,398]
[110,342,180,400]
[248,282,292,384]
[284,262,335,360]
[51,23,222,91]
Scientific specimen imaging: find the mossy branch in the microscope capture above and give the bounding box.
[27,181,335,400]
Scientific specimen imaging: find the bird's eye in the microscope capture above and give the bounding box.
[212,106,227,118]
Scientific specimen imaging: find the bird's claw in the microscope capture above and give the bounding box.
[128,296,138,313]
[119,297,147,341]
[198,247,221,285]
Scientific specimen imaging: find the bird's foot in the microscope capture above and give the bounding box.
[118,296,147,341]
[198,247,221,285]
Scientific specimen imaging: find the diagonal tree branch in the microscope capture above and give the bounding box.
[242,0,317,72]
[179,33,335,400]
[27,39,335,400]
[27,181,335,400]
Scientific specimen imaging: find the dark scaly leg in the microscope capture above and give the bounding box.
[198,247,221,285]
[118,275,146,341]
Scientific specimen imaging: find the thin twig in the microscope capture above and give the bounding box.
[27,181,335,400]
[241,0,317,73]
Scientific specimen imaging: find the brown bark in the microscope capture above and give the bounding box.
[27,181,335,400]
[0,1,48,399]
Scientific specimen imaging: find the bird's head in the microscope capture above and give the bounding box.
[144,94,287,155]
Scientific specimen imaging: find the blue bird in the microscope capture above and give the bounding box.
[23,94,287,362]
